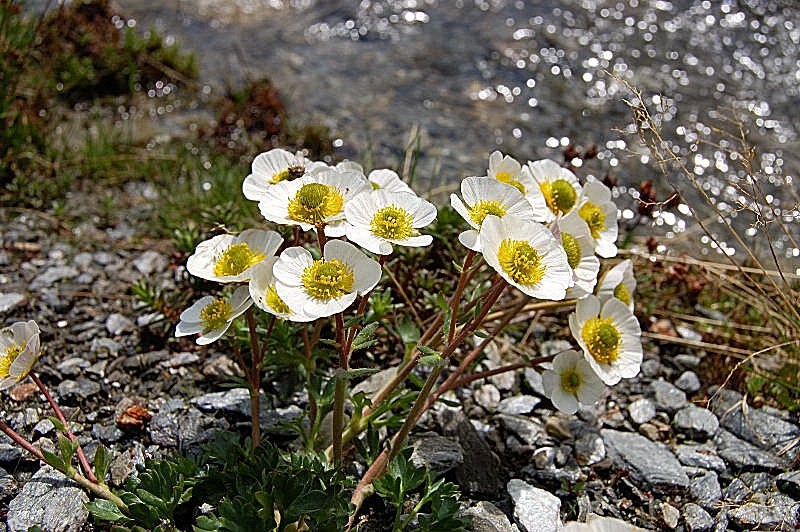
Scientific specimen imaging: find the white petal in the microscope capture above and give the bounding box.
[458,230,481,251]
[395,234,433,248]
[575,295,601,325]
[451,194,475,228]
[242,173,269,201]
[274,247,313,286]
[550,387,579,414]
[175,320,204,337]
[180,296,215,322]
[347,225,392,255]
[303,292,357,317]
[197,324,231,345]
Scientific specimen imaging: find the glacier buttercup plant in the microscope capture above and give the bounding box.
[0,320,41,390]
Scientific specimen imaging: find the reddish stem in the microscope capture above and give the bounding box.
[31,373,98,483]
[0,420,44,462]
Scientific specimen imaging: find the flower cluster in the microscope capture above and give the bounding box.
[450,151,642,413]
[177,149,438,336]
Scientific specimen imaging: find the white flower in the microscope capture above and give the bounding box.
[248,259,315,322]
[479,215,572,300]
[542,350,605,414]
[259,169,371,236]
[554,211,600,298]
[186,229,283,283]
[273,240,382,318]
[242,148,325,201]
[487,150,535,194]
[596,259,636,311]
[525,159,582,222]
[176,286,252,345]
[577,179,618,258]
[345,190,437,255]
[367,169,415,194]
[450,177,538,251]
[0,321,41,391]
[568,295,642,385]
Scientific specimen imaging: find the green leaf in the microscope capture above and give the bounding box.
[286,490,328,517]
[417,345,441,357]
[350,321,380,352]
[339,367,381,380]
[57,434,77,466]
[87,499,128,522]
[48,416,66,432]
[41,449,65,470]
[418,346,445,367]
[94,444,112,482]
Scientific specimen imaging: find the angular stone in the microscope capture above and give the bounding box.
[132,250,167,275]
[56,378,101,401]
[727,494,799,531]
[675,444,726,472]
[0,293,25,314]
[148,408,206,447]
[673,406,719,440]
[714,429,787,472]
[475,383,501,411]
[0,466,17,496]
[777,470,800,499]
[651,380,687,413]
[601,429,690,493]
[574,432,605,466]
[498,414,546,446]
[464,501,517,532]
[497,395,540,415]
[507,479,561,532]
[675,371,701,393]
[0,443,22,464]
[659,501,680,529]
[410,433,464,474]
[682,503,713,532]
[192,388,265,417]
[30,266,79,290]
[723,478,751,503]
[709,389,800,460]
[6,465,89,532]
[686,468,722,507]
[628,398,656,425]
[105,313,135,335]
[110,442,146,485]
[524,369,546,397]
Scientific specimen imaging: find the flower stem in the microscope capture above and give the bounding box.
[332,312,347,463]
[244,308,262,449]
[30,372,98,484]
[448,250,476,342]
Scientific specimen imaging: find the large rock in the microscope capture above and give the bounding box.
[713,429,787,472]
[6,466,89,532]
[601,429,689,493]
[651,380,687,413]
[682,503,713,532]
[507,479,561,532]
[710,389,800,460]
[685,468,721,507]
[674,444,726,472]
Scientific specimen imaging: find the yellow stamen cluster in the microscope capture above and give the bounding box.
[213,243,265,277]
[265,284,291,315]
[271,165,305,184]
[579,201,607,239]
[370,181,381,190]
[540,179,577,215]
[370,205,414,240]
[287,183,344,226]
[560,368,583,394]
[495,171,526,194]
[581,317,621,365]
[497,238,545,285]
[468,200,507,226]
[561,232,581,270]
[614,282,631,306]
[200,298,233,333]
[0,345,22,379]
[302,259,354,301]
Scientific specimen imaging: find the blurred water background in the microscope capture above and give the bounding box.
[55,0,800,267]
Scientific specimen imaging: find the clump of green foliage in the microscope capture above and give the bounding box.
[88,432,354,531]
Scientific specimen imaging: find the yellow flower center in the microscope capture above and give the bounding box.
[287,183,344,226]
[579,201,607,239]
[0,344,22,379]
[213,243,265,277]
[468,200,507,226]
[370,205,414,240]
[614,282,631,306]
[200,298,233,333]
[497,238,546,285]
[495,171,526,194]
[540,179,577,215]
[561,232,581,270]
[370,181,381,190]
[581,317,621,365]
[561,368,583,394]
[265,283,291,315]
[301,259,354,301]
[271,165,305,184]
